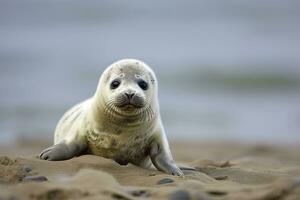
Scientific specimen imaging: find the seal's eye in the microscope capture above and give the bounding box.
[110,80,121,89]
[138,80,148,90]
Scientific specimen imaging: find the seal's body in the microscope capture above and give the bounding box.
[40,59,183,176]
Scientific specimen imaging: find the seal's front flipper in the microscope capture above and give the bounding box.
[150,141,184,176]
[39,140,82,161]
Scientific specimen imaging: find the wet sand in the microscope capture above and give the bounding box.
[0,140,300,200]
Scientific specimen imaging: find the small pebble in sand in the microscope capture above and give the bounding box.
[22,175,48,182]
[170,190,211,200]
[157,178,174,185]
[130,189,149,197]
[214,175,228,180]
[22,165,32,173]
[207,190,227,196]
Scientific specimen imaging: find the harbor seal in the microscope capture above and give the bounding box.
[39,59,183,176]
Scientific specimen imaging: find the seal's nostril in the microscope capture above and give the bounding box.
[125,93,134,99]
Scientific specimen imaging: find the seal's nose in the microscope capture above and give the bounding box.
[125,92,135,100]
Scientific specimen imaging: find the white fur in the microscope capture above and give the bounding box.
[54,59,169,164]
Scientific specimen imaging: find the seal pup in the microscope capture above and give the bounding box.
[39,59,183,176]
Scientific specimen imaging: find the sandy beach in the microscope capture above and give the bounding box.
[1,1,300,200]
[0,139,299,200]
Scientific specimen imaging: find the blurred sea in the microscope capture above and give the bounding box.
[0,0,300,144]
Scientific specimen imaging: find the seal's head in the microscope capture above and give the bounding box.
[95,59,157,119]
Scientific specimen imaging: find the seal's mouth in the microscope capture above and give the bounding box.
[104,98,154,121]
[114,93,146,111]
[118,102,144,110]
[120,104,138,111]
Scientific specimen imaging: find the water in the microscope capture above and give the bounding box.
[0,0,300,144]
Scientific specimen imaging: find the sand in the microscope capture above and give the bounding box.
[0,140,300,200]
